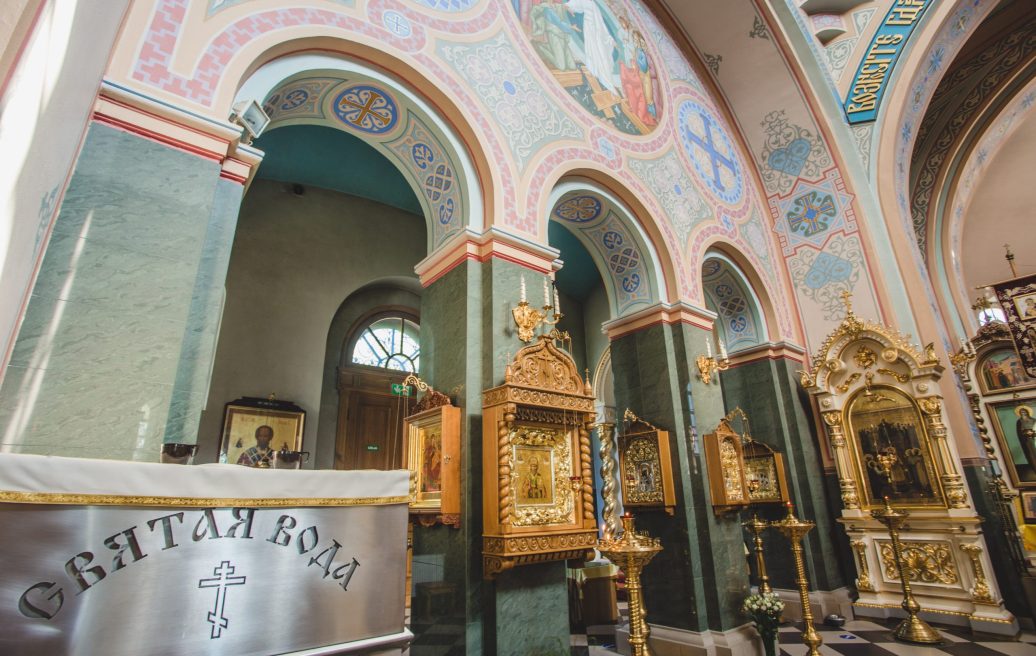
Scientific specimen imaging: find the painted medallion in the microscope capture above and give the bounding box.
[512,0,663,135]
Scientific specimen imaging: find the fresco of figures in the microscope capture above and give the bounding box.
[512,0,663,135]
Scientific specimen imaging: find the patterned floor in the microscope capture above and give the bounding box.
[775,619,1036,656]
[408,612,1036,655]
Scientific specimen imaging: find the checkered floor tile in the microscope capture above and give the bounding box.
[774,620,1036,656]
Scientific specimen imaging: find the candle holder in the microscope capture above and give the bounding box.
[695,353,729,385]
[870,497,943,644]
[771,504,821,656]
[744,513,772,594]
[512,276,563,343]
[599,514,662,656]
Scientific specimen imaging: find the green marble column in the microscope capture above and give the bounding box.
[610,320,750,633]
[0,123,229,460]
[720,354,847,592]
[415,257,569,655]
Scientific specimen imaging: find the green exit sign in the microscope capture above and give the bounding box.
[390,383,412,396]
[366,444,379,451]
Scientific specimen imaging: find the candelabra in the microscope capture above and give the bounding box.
[870,497,943,644]
[599,514,662,656]
[771,504,821,656]
[512,275,564,343]
[744,513,772,594]
[695,344,730,384]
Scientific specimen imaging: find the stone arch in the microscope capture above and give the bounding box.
[699,243,780,348]
[546,177,668,318]
[234,51,485,253]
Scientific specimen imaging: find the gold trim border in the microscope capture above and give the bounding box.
[0,490,410,508]
[852,601,1013,624]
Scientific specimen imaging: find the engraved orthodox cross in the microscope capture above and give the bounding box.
[198,561,247,639]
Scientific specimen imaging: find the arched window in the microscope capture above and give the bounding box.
[350,315,420,372]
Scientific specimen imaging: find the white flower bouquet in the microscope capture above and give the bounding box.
[742,592,784,656]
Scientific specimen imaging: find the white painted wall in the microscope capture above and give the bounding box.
[196,181,426,463]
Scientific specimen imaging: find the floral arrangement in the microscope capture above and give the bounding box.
[742,592,784,656]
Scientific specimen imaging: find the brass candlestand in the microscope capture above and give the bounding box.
[599,514,662,656]
[870,498,943,644]
[744,513,772,594]
[771,504,821,656]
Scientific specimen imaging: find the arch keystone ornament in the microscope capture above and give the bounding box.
[801,293,1016,631]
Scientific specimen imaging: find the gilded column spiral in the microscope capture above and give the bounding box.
[580,421,595,521]
[598,422,619,540]
[498,406,515,525]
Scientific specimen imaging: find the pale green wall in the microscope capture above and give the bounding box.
[195,181,425,463]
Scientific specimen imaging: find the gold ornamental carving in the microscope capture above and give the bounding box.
[959,543,995,604]
[850,539,874,592]
[799,292,932,390]
[877,368,911,383]
[506,337,586,395]
[854,346,876,369]
[877,540,959,586]
[720,437,746,502]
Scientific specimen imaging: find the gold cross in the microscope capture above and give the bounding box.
[339,92,391,127]
[840,290,853,315]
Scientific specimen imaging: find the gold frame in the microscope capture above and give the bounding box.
[403,404,461,516]
[843,385,946,509]
[743,445,790,505]
[617,419,676,514]
[703,419,750,515]
[986,398,1036,490]
[219,398,304,467]
[509,424,574,527]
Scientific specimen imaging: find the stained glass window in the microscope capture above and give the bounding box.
[350,316,420,372]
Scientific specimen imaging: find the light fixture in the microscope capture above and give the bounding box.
[230,99,271,144]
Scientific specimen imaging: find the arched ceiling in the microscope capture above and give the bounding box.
[254,124,422,216]
[910,1,1036,259]
[960,107,1036,294]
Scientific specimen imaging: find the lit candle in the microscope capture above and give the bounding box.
[520,275,526,303]
[706,338,712,358]
[720,341,727,360]
[554,288,561,315]
[543,277,550,307]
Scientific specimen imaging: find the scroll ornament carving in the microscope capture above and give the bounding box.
[918,397,942,415]
[959,543,995,604]
[798,292,931,390]
[850,539,874,591]
[879,541,959,586]
[508,338,583,394]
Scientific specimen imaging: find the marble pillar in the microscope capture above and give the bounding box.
[719,353,847,593]
[416,257,569,655]
[609,320,750,633]
[0,123,233,460]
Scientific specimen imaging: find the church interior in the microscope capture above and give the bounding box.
[3,0,1036,655]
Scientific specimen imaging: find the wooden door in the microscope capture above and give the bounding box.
[335,368,412,470]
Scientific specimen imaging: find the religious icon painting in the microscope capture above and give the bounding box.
[987,399,1036,488]
[979,348,1036,394]
[219,397,304,468]
[992,274,1036,378]
[845,386,944,508]
[510,0,663,136]
[617,416,675,514]
[507,426,575,527]
[742,440,790,506]
[403,404,461,523]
